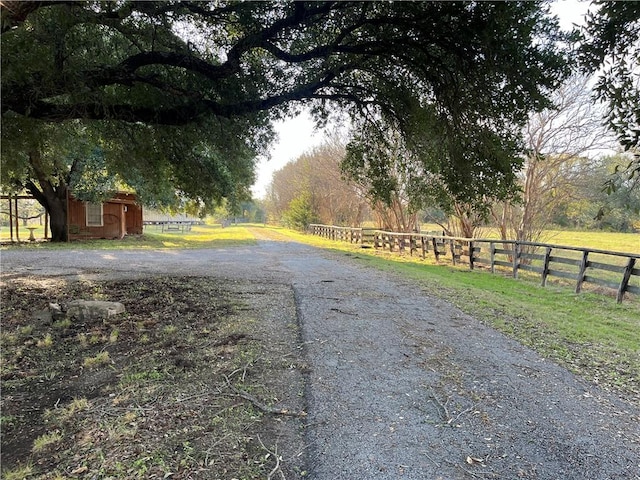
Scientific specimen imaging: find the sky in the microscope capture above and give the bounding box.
[251,112,324,198]
[251,0,594,199]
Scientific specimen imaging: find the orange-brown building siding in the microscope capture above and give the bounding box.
[67,192,143,240]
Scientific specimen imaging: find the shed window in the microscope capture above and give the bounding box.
[86,202,103,226]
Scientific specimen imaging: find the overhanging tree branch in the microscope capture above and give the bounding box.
[2,1,574,241]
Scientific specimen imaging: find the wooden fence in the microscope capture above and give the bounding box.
[308,224,639,303]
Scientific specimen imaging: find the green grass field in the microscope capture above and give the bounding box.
[544,229,639,254]
[416,223,639,254]
[0,223,256,249]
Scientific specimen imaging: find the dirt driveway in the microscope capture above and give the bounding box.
[2,237,639,479]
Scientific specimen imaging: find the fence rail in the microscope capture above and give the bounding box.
[308,224,639,303]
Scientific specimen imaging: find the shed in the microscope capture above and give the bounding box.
[67,192,143,240]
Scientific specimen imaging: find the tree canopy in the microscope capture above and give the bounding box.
[1,1,571,239]
[579,1,640,154]
[578,1,640,189]
[2,1,568,125]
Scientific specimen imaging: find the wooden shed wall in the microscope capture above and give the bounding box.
[68,199,124,239]
[125,203,143,235]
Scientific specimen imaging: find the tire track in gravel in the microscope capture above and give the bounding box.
[2,239,639,479]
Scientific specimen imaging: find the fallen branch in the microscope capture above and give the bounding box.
[426,390,449,422]
[448,404,479,426]
[223,375,307,417]
[257,434,286,480]
[444,459,496,479]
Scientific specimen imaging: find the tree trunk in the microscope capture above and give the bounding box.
[47,196,68,242]
[25,151,69,242]
[26,182,68,242]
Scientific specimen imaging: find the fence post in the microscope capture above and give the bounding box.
[468,241,474,270]
[617,258,635,304]
[8,196,14,242]
[449,239,457,266]
[512,242,519,278]
[541,247,552,286]
[575,250,589,293]
[490,242,495,273]
[13,197,21,242]
[433,238,440,261]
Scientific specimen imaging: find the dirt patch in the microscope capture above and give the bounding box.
[1,275,307,479]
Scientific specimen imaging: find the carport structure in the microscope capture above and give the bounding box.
[1,194,49,243]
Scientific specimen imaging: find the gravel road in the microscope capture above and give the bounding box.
[2,239,639,479]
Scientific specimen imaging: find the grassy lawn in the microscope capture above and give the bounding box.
[0,224,256,250]
[254,225,640,404]
[412,223,639,254]
[139,223,257,249]
[537,229,639,254]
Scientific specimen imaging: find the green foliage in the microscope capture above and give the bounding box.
[345,3,567,212]
[210,199,264,223]
[1,2,268,236]
[343,118,515,231]
[551,154,640,231]
[579,2,640,152]
[239,201,266,223]
[67,146,120,203]
[343,126,407,208]
[341,0,568,217]
[283,192,317,231]
[1,118,105,193]
[2,1,570,221]
[102,119,260,212]
[578,2,640,183]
